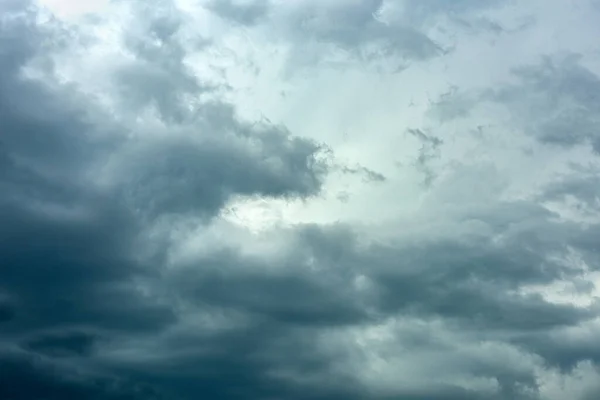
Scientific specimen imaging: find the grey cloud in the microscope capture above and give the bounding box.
[207,0,270,26]
[290,204,596,331]
[401,0,505,19]
[0,350,167,400]
[365,241,591,331]
[514,328,600,373]
[169,251,371,327]
[340,165,387,183]
[0,300,16,323]
[203,0,528,74]
[289,0,443,62]
[102,320,370,400]
[207,0,443,68]
[568,223,600,272]
[0,4,327,222]
[407,128,443,152]
[450,16,506,36]
[425,54,600,155]
[0,196,177,334]
[3,1,600,400]
[407,128,443,186]
[273,219,599,398]
[112,119,326,220]
[285,0,508,66]
[0,3,331,399]
[426,86,477,123]
[201,211,598,396]
[488,54,600,152]
[540,164,600,211]
[117,3,214,123]
[583,390,600,400]
[22,330,99,358]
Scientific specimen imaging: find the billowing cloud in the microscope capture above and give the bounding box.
[2,0,600,399]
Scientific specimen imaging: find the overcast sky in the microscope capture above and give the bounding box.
[2,0,600,399]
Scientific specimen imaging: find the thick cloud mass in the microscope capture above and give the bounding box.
[2,0,600,399]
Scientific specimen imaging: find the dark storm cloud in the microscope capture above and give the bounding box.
[0,3,175,340]
[168,246,371,327]
[0,2,330,399]
[111,115,327,220]
[177,271,367,327]
[104,2,328,216]
[100,318,371,400]
[135,203,600,399]
[266,218,600,399]
[0,197,176,333]
[0,349,167,400]
[0,299,16,323]
[513,328,600,373]
[2,1,600,400]
[293,210,596,331]
[22,330,98,358]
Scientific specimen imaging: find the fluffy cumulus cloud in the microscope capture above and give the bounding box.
[2,0,600,399]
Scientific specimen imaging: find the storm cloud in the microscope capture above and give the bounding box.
[2,0,600,399]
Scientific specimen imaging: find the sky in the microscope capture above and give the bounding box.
[2,0,600,399]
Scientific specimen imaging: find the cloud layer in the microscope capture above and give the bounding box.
[2,0,600,399]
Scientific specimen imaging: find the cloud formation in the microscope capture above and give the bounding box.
[2,0,600,399]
